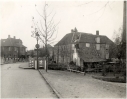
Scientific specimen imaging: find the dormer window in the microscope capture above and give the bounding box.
[86,43,90,47]
[95,37,100,43]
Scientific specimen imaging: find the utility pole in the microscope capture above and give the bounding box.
[31,28,40,70]
[37,34,39,69]
[122,1,126,44]
[45,43,48,72]
[36,32,40,70]
[121,1,126,59]
[57,45,59,66]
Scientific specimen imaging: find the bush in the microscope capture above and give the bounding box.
[77,66,81,71]
[48,63,59,70]
[59,63,67,70]
[48,63,67,70]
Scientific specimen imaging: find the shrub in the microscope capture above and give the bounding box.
[48,63,67,70]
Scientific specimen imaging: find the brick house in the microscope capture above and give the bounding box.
[54,28,117,67]
[1,35,27,60]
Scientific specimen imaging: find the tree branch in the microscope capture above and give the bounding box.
[47,13,56,28]
[38,36,46,44]
[77,1,93,6]
[86,1,109,16]
[35,7,45,20]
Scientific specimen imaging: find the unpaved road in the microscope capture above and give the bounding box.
[40,70,126,98]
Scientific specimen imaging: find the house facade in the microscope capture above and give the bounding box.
[54,28,117,67]
[1,35,27,59]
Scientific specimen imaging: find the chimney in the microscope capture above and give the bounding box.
[74,27,78,32]
[96,30,99,35]
[8,35,10,38]
[14,36,16,39]
[71,29,74,33]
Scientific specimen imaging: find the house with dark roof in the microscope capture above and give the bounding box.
[1,35,27,59]
[54,28,117,67]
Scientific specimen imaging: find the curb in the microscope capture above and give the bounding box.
[38,70,62,99]
[19,66,34,69]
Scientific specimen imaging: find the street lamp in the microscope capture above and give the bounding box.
[31,27,40,70]
[35,29,40,70]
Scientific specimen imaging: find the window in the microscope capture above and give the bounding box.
[15,47,17,51]
[106,44,109,49]
[72,44,75,49]
[9,47,11,51]
[3,47,4,50]
[106,53,109,59]
[17,48,18,52]
[96,44,100,50]
[96,37,100,43]
[86,43,90,47]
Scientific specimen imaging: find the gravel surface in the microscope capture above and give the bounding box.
[39,69,126,98]
[1,63,57,98]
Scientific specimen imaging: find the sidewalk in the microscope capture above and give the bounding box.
[38,69,126,98]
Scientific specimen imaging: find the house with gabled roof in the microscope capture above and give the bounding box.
[1,35,27,59]
[54,28,117,67]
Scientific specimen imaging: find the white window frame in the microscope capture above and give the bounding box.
[96,44,100,50]
[96,37,100,43]
[86,43,90,47]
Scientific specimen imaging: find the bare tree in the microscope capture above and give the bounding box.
[31,2,59,72]
[112,26,126,78]
[112,27,123,45]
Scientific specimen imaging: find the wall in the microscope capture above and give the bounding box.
[1,46,19,58]
[54,44,73,64]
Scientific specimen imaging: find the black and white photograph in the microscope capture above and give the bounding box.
[0,0,126,98]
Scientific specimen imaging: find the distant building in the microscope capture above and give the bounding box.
[54,28,117,66]
[1,35,27,59]
[28,44,53,59]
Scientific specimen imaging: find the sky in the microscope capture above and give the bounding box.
[0,0,124,50]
